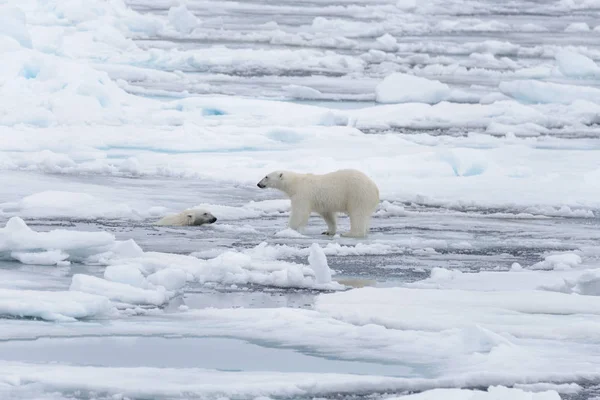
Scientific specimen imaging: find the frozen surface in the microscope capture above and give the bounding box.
[2,0,600,398]
[394,387,562,400]
[0,288,111,322]
[375,73,451,104]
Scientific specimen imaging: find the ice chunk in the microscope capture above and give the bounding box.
[318,111,349,126]
[110,239,145,258]
[315,286,600,333]
[543,269,600,296]
[429,267,462,281]
[522,206,594,218]
[396,0,417,11]
[243,241,398,260]
[308,243,332,284]
[376,34,397,51]
[146,268,188,290]
[0,362,551,400]
[570,270,600,295]
[11,250,69,266]
[0,217,114,254]
[0,6,32,48]
[267,128,305,144]
[282,85,323,100]
[393,386,561,399]
[4,191,138,220]
[168,5,200,34]
[513,383,581,395]
[375,73,451,104]
[0,288,111,322]
[0,48,150,127]
[376,201,408,217]
[127,247,344,291]
[555,50,600,78]
[531,252,582,271]
[438,148,488,177]
[511,262,524,271]
[104,264,147,288]
[70,274,171,306]
[565,22,590,32]
[485,121,549,137]
[499,79,600,104]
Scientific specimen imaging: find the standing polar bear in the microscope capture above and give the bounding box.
[257,169,379,238]
[155,209,217,226]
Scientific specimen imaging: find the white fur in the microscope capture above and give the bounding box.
[257,169,380,238]
[154,209,217,226]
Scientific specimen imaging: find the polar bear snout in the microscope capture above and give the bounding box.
[257,177,268,188]
[257,172,284,189]
[198,212,217,225]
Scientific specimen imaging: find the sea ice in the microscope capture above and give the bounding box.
[168,4,200,34]
[2,0,600,397]
[531,252,582,270]
[564,22,590,32]
[0,288,112,322]
[0,217,115,255]
[555,50,600,78]
[499,80,600,104]
[375,73,451,104]
[2,190,139,220]
[393,386,561,400]
[315,286,600,336]
[11,249,69,266]
[0,6,32,48]
[70,274,172,306]
[308,243,332,284]
[104,264,148,288]
[0,219,344,291]
[146,268,188,291]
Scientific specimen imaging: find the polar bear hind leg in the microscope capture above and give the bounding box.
[342,210,371,238]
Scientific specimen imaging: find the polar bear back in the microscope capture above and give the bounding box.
[294,169,379,214]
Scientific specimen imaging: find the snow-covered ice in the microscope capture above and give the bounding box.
[2,0,600,398]
[167,4,200,34]
[376,73,451,104]
[0,288,112,322]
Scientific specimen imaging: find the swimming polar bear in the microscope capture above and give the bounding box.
[155,209,217,226]
[257,169,379,238]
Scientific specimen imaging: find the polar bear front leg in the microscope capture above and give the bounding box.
[320,212,337,236]
[288,200,311,232]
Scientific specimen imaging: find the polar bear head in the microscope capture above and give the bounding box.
[256,171,287,190]
[186,209,217,226]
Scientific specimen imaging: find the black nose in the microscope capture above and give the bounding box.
[211,217,217,223]
[257,183,264,188]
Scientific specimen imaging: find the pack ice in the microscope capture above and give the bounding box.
[0,0,600,398]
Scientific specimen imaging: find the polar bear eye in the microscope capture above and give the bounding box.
[279,173,283,178]
[203,213,208,216]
